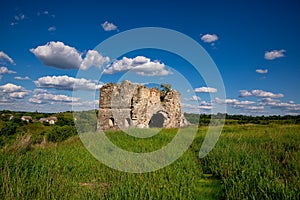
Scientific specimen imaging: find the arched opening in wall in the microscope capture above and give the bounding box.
[124,118,131,128]
[108,118,114,127]
[149,112,165,128]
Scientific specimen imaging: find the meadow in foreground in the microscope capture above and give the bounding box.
[0,124,299,199]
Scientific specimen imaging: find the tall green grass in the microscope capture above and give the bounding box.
[198,124,300,199]
[0,128,220,199]
[0,124,299,199]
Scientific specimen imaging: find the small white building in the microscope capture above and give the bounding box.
[21,116,32,122]
[39,116,57,125]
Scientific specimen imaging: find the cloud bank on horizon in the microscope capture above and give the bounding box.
[1,37,299,115]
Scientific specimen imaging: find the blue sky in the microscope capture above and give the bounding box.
[0,0,299,115]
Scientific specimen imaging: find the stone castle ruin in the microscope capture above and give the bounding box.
[97,80,189,130]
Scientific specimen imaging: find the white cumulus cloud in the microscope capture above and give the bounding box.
[201,34,218,43]
[34,75,103,90]
[14,76,31,80]
[0,83,29,100]
[259,98,300,114]
[48,26,56,32]
[30,41,83,69]
[30,41,109,70]
[252,90,284,98]
[239,89,284,98]
[184,95,201,101]
[0,66,16,74]
[9,91,29,99]
[198,101,213,110]
[33,89,49,94]
[239,90,252,97]
[0,51,15,65]
[103,56,172,76]
[259,97,280,104]
[0,83,23,93]
[101,21,118,31]
[215,97,264,113]
[29,93,79,104]
[242,105,264,111]
[256,69,268,74]
[79,50,110,70]
[264,49,286,60]
[215,98,255,105]
[182,101,213,113]
[194,87,217,93]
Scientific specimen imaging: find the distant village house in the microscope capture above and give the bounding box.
[21,116,32,122]
[39,116,57,125]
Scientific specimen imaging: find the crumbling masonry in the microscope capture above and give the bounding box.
[97,80,189,130]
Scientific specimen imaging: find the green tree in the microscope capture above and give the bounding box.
[56,113,75,126]
[160,83,171,93]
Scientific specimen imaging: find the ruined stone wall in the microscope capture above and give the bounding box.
[161,90,182,128]
[97,80,189,130]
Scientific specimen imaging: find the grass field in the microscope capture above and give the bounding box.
[0,124,299,199]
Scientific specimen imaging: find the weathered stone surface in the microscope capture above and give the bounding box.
[97,80,189,130]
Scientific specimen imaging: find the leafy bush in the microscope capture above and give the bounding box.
[0,121,17,136]
[47,125,77,142]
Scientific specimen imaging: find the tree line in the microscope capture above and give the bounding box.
[184,113,300,126]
